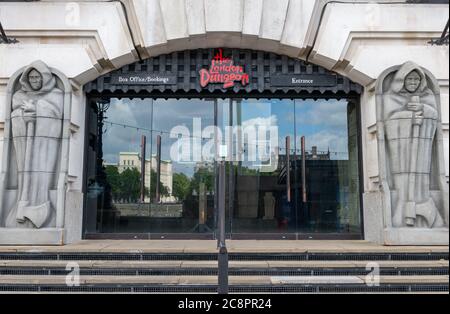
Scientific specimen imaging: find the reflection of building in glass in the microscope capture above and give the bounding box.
[194,161,214,173]
[306,146,331,160]
[278,146,331,170]
[273,143,360,232]
[106,152,174,203]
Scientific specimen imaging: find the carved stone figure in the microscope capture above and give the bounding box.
[4,61,63,228]
[376,61,448,230]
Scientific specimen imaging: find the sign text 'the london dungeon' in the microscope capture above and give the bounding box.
[199,49,250,89]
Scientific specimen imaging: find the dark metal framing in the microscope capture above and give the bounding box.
[82,49,365,241]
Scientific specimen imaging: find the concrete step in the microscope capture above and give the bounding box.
[1,259,447,268]
[0,251,448,261]
[0,261,447,277]
[0,275,448,285]
[0,240,447,254]
[0,245,447,293]
[1,268,447,277]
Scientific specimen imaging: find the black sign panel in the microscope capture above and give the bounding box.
[110,74,177,85]
[270,74,337,87]
[85,49,362,94]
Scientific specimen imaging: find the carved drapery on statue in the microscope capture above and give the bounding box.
[0,61,71,230]
[376,61,449,231]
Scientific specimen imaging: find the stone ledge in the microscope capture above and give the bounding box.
[384,228,449,246]
[0,228,64,245]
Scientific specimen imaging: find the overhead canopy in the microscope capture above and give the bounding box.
[84,48,362,97]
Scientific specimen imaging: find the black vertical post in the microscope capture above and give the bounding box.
[301,136,307,203]
[228,99,234,235]
[214,100,218,234]
[286,136,291,203]
[95,100,109,233]
[217,160,228,294]
[140,135,146,203]
[155,135,161,203]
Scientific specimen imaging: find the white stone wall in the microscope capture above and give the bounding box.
[0,0,448,242]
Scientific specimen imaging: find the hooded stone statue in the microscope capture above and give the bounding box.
[382,61,444,228]
[5,60,63,228]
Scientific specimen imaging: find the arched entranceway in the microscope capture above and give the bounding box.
[82,48,363,240]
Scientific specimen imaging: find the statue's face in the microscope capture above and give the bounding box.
[28,69,43,91]
[404,71,421,93]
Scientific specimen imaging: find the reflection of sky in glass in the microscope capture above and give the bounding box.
[102,98,152,164]
[296,99,349,160]
[153,99,215,177]
[102,98,351,176]
[239,99,294,170]
[103,98,215,178]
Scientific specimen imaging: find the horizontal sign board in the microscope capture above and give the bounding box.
[270,74,337,87]
[111,74,177,85]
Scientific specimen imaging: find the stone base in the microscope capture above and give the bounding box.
[363,192,384,244]
[0,228,65,245]
[384,228,449,246]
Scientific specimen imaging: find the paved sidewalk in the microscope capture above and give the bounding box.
[0,240,448,253]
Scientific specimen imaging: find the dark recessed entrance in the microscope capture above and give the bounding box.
[83,48,364,240]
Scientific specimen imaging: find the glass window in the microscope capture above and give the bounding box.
[294,99,361,233]
[226,99,297,234]
[150,99,216,233]
[85,98,152,233]
[85,97,361,236]
[85,98,216,234]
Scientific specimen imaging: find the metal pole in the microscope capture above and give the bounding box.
[140,135,146,203]
[286,136,291,203]
[217,160,228,294]
[213,100,218,233]
[228,99,234,236]
[301,136,307,203]
[155,135,161,203]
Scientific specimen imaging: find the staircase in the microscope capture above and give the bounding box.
[0,250,448,293]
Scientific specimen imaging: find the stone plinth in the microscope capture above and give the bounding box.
[0,228,64,245]
[384,228,449,246]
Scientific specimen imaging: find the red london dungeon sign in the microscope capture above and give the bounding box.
[199,49,249,89]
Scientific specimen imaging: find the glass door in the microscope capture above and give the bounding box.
[149,99,216,235]
[224,98,362,237]
[294,100,361,234]
[224,98,297,236]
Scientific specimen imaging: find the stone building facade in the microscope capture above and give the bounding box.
[0,0,448,245]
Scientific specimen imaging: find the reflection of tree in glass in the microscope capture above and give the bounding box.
[175,165,269,202]
[230,164,274,176]
[105,166,121,198]
[105,166,168,203]
[172,173,191,201]
[189,168,214,196]
[120,168,141,202]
